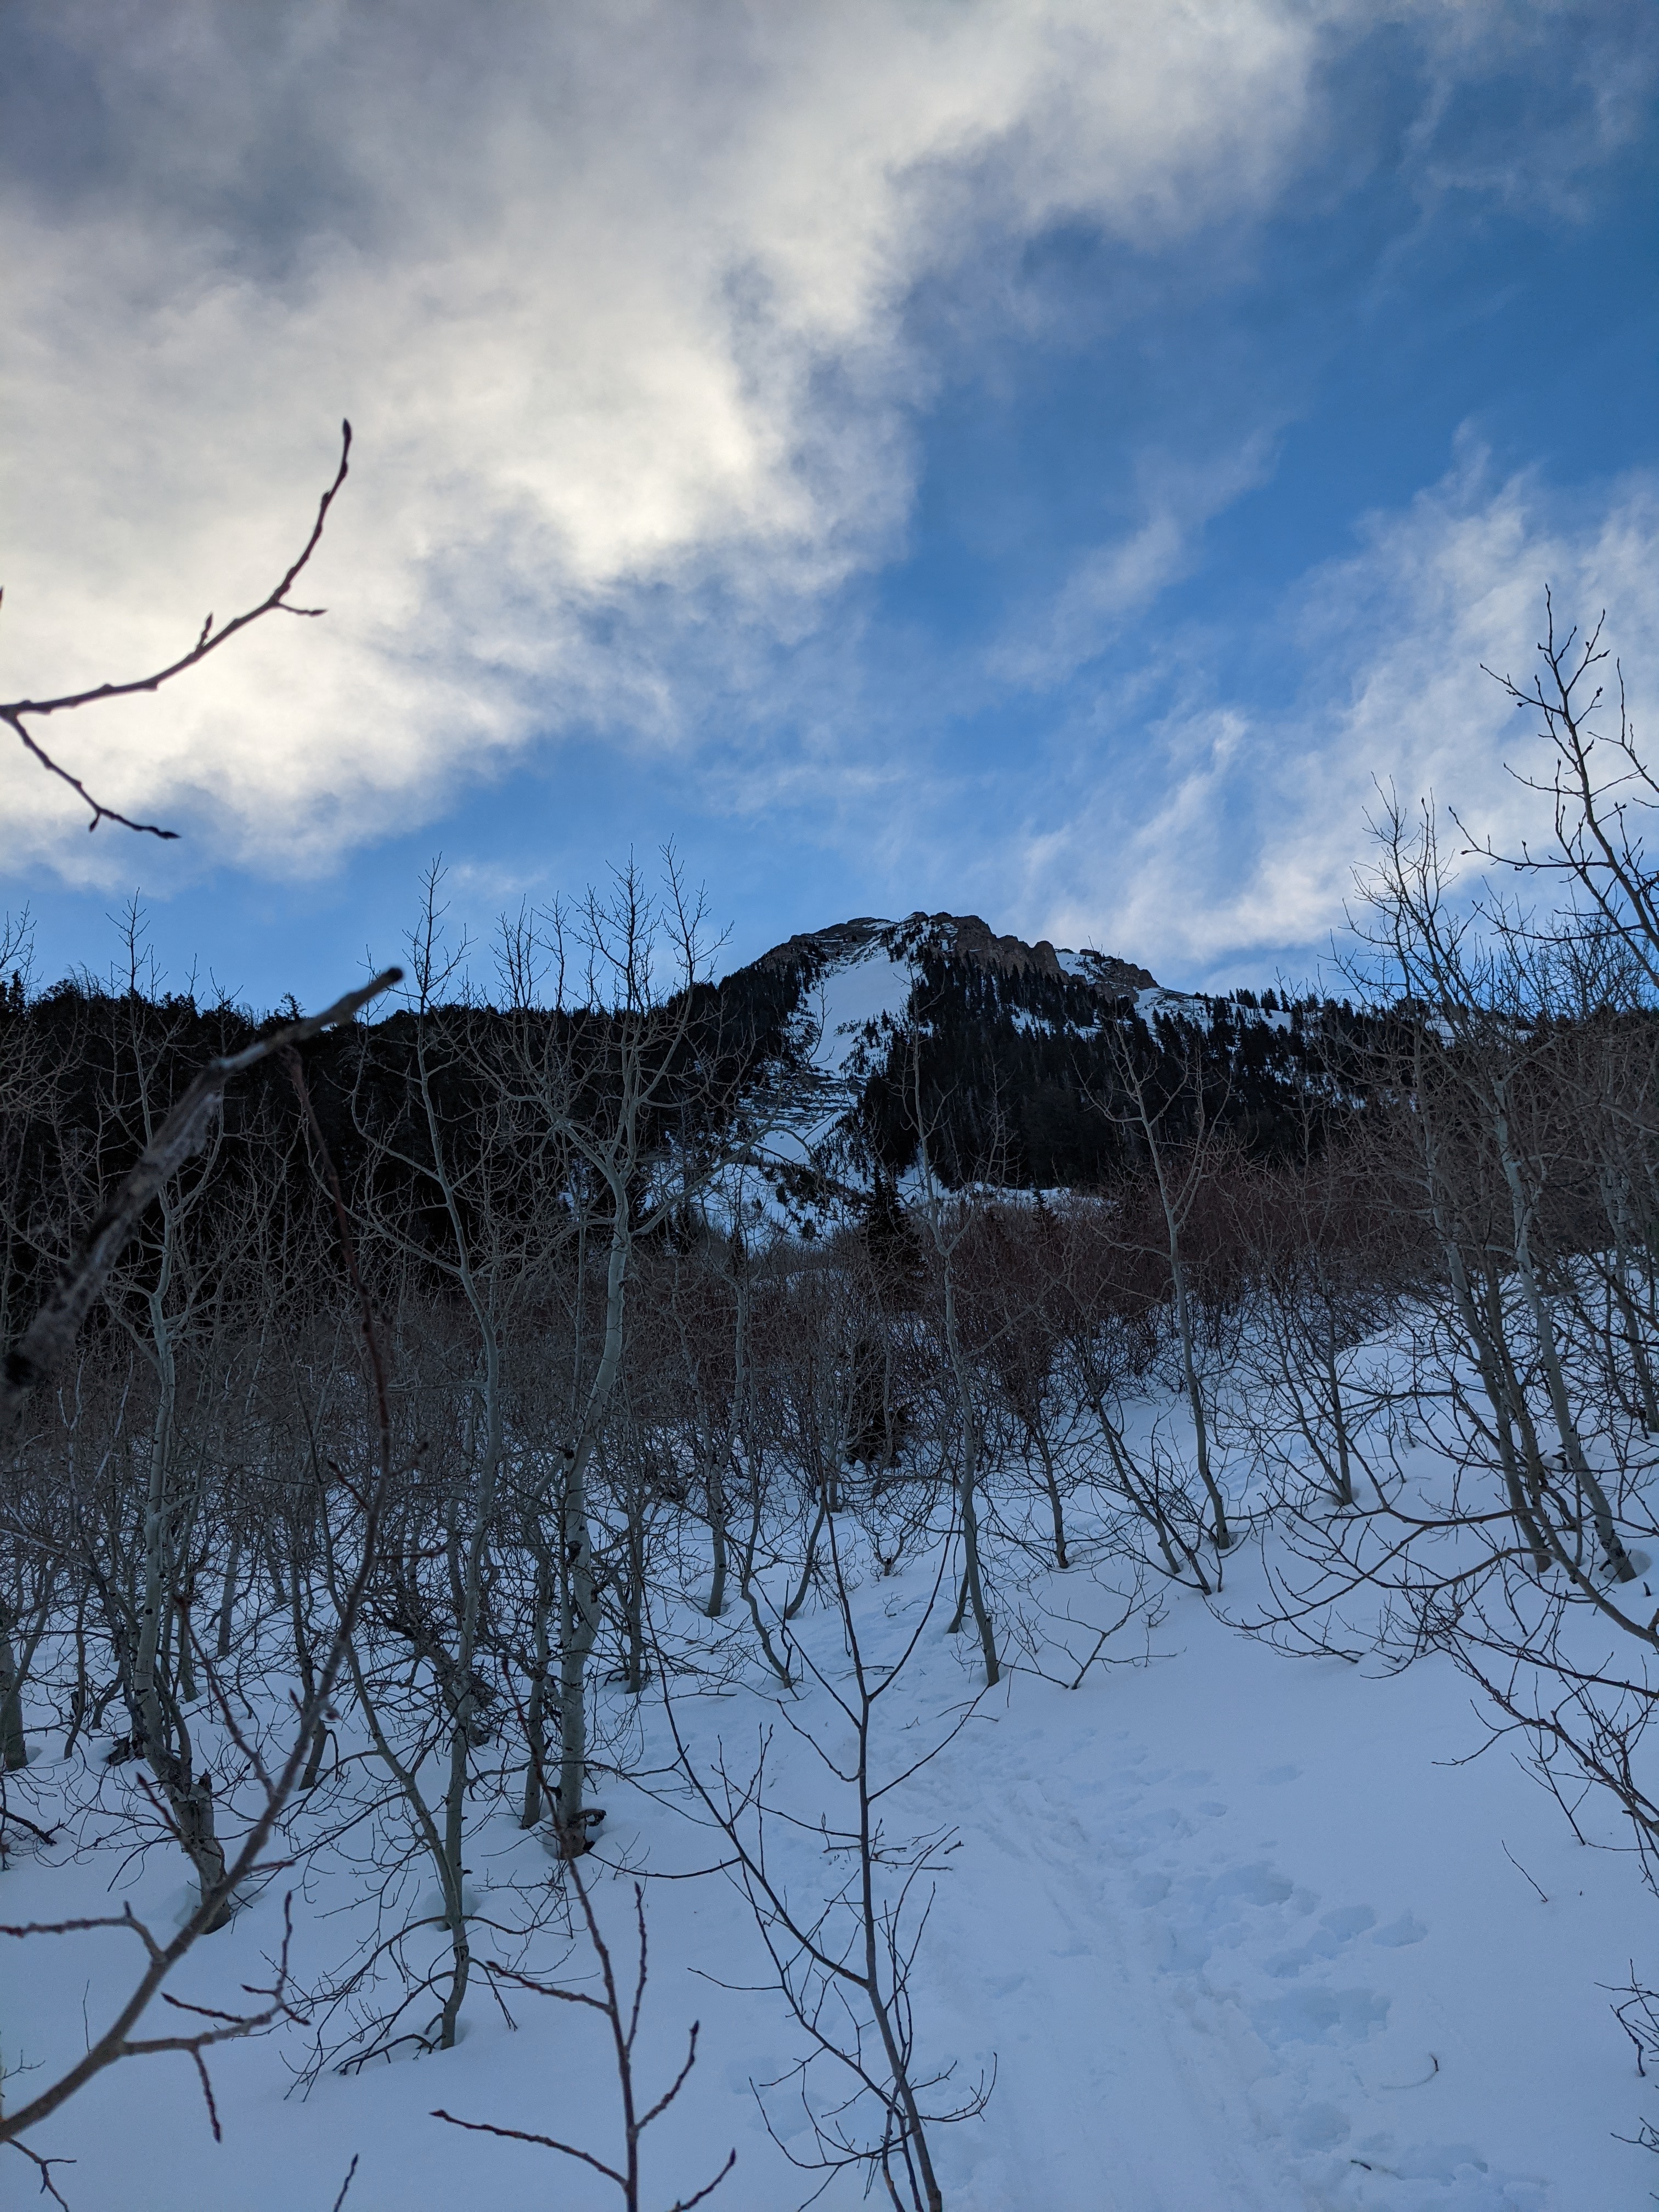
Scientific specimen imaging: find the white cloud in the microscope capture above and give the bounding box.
[0,0,1379,877]
[1009,451,1659,984]
[992,435,1282,687]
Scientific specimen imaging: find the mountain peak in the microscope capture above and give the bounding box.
[750,911,1158,996]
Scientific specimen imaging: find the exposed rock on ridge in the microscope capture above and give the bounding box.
[753,911,1158,997]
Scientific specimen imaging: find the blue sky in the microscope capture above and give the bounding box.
[2,2,1655,1008]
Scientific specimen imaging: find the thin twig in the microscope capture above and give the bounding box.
[1,966,399,1418]
[1500,1838,1548,1904]
[0,421,352,837]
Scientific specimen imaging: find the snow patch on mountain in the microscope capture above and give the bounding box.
[802,941,917,1079]
[1136,983,1215,1028]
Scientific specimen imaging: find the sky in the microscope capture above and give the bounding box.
[1,0,1656,1008]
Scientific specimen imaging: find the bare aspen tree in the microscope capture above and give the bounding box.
[1,972,397,2179]
[973,1203,1080,1571]
[662,1228,747,1621]
[330,873,561,2049]
[716,1216,805,1684]
[1101,1022,1234,1551]
[501,861,723,1850]
[0,939,60,1772]
[101,955,239,1922]
[1361,798,1638,1584]
[904,1048,1000,1686]
[764,1250,893,1627]
[665,1512,992,2212]
[435,1849,735,2212]
[1226,1133,1406,1518]
[1040,1197,1213,1590]
[1245,614,1659,1936]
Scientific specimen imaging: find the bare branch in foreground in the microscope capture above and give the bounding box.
[0,975,400,2152]
[1,967,401,1421]
[0,421,352,838]
[434,1850,735,2212]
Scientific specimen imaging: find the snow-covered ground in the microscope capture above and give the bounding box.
[5,1508,1652,2211]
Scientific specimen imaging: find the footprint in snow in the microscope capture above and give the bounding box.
[1372,1910,1429,1947]
[1251,1981,1390,2046]
[1323,1904,1379,1939]
[1265,1905,1379,1979]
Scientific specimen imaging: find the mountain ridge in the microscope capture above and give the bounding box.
[745,910,1159,1001]
[715,909,1351,1210]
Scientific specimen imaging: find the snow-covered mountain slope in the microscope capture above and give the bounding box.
[793,927,918,1081]
[718,911,1338,1212]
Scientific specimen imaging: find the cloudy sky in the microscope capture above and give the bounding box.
[2,0,1656,1004]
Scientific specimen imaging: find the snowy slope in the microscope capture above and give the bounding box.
[741,934,918,1183]
[805,940,918,1079]
[5,1516,1650,2212]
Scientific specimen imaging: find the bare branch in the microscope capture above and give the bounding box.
[1,966,400,1418]
[0,421,352,838]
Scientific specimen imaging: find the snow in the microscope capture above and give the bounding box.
[747,943,918,1181]
[5,1486,1651,2211]
[803,943,917,1078]
[1136,984,1214,1028]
